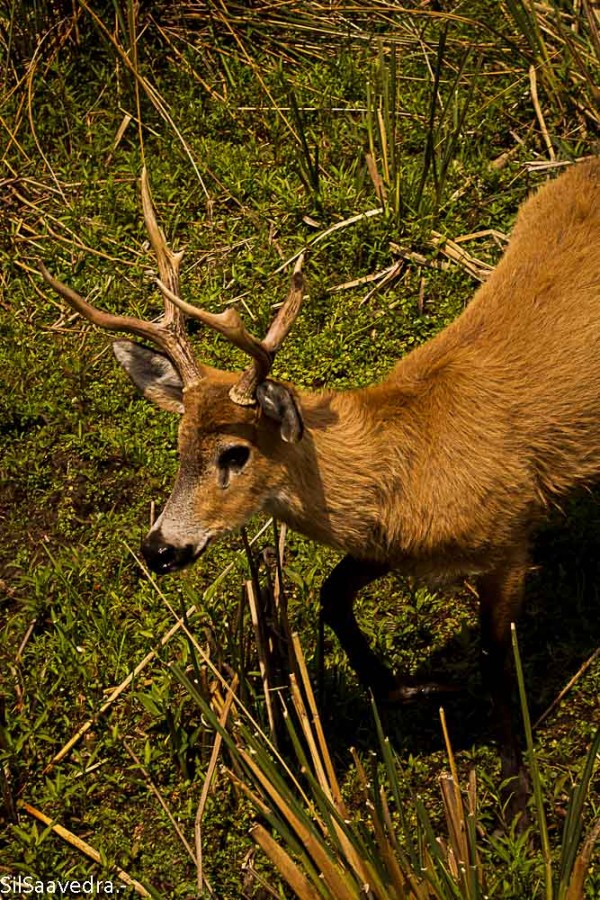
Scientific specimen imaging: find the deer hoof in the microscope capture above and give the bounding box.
[379,678,460,705]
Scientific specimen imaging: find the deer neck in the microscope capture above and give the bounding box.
[264,346,523,570]
[265,386,401,560]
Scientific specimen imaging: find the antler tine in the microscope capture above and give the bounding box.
[263,253,305,353]
[139,167,202,384]
[41,182,304,405]
[140,168,183,334]
[154,278,271,374]
[229,253,305,406]
[141,167,274,388]
[40,170,202,386]
[37,263,167,352]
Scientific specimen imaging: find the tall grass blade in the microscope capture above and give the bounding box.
[286,81,320,200]
[370,698,422,873]
[566,818,600,900]
[239,748,361,899]
[511,623,553,900]
[251,823,323,900]
[557,726,600,895]
[415,23,447,214]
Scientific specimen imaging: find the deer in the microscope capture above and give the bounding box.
[40,159,600,817]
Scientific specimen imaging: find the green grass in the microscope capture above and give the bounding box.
[1,1,599,896]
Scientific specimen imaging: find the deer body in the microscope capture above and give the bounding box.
[267,160,600,578]
[265,369,531,577]
[42,159,600,818]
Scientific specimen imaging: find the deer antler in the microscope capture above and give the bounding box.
[154,279,272,376]
[231,253,305,405]
[162,253,305,405]
[40,170,306,405]
[40,168,202,386]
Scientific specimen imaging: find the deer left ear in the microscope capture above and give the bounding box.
[256,380,304,444]
[113,340,184,414]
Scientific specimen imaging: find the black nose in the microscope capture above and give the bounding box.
[141,530,195,574]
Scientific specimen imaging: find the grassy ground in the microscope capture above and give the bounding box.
[1,2,599,896]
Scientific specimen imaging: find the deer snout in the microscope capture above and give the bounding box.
[141,529,197,574]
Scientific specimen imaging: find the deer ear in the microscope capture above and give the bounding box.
[256,380,304,444]
[112,340,184,414]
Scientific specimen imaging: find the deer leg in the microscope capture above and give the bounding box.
[477,557,530,822]
[319,555,396,698]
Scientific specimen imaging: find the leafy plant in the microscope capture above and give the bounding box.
[175,629,600,899]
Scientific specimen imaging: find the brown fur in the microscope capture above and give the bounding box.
[252,159,597,815]
[256,160,600,580]
[54,159,600,816]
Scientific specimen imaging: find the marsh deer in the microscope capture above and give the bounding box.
[41,160,600,809]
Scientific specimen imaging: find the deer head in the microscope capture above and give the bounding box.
[40,169,305,574]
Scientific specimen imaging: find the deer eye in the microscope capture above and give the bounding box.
[216,445,251,486]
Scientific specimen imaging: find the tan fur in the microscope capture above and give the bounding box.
[242,160,600,580]
[52,160,598,795]
[94,160,599,801]
[145,160,599,626]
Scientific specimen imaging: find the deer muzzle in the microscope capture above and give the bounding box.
[141,528,206,574]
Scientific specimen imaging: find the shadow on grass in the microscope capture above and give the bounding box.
[316,486,600,766]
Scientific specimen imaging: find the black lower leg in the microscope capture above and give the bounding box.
[319,555,395,698]
[478,559,529,821]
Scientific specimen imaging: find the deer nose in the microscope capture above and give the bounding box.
[141,530,195,574]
